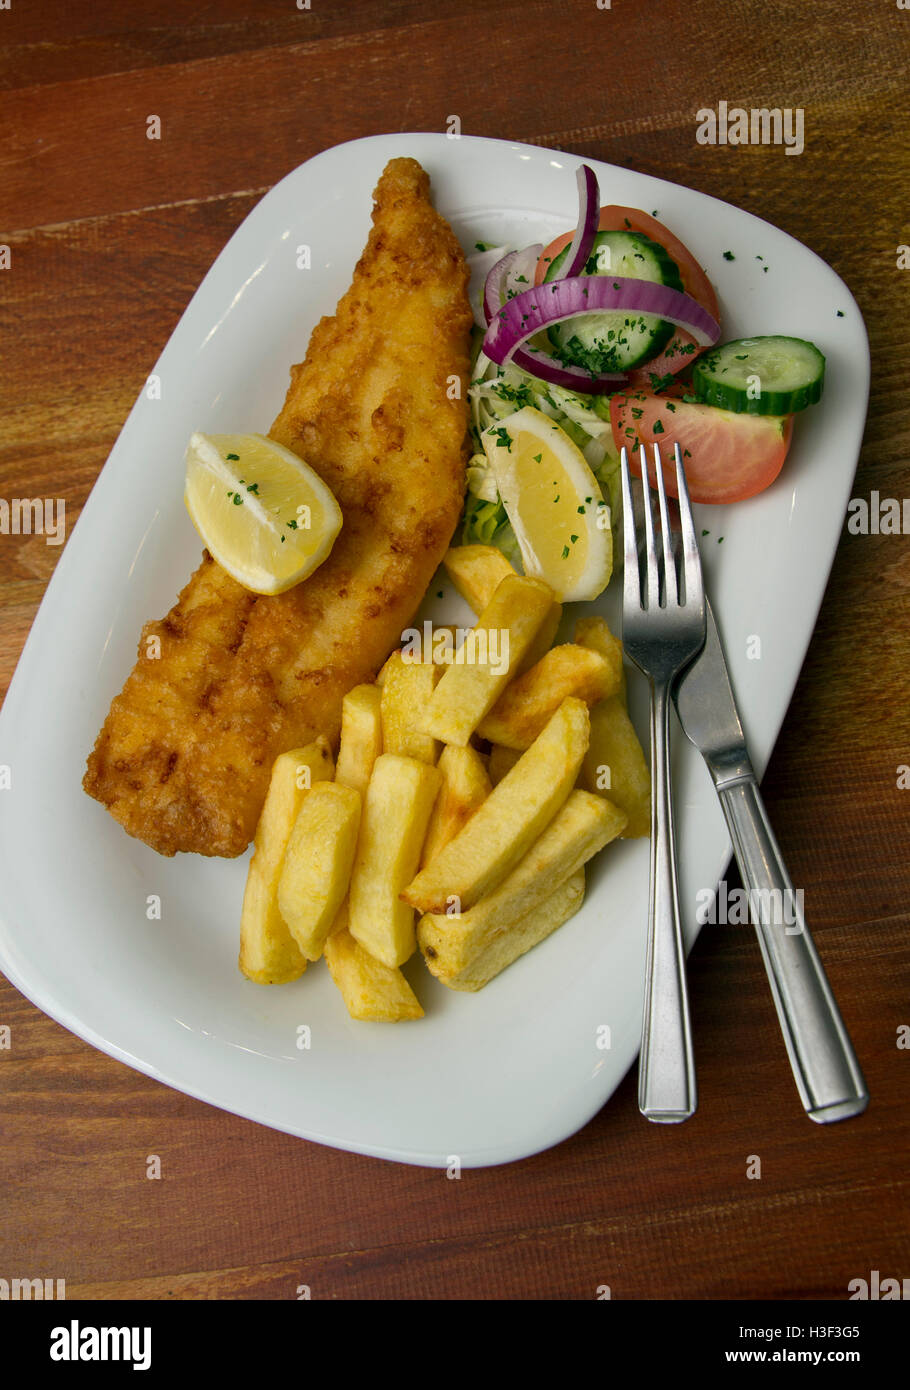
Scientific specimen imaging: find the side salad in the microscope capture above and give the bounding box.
[460,165,825,600]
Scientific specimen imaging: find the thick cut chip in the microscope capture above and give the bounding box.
[442,546,562,674]
[574,615,626,703]
[580,696,651,837]
[325,926,424,1021]
[402,696,590,914]
[416,574,555,746]
[417,788,626,977]
[574,616,648,835]
[380,651,440,763]
[519,599,563,674]
[239,739,334,983]
[477,643,618,750]
[348,754,441,967]
[429,871,586,991]
[277,782,362,961]
[334,684,383,797]
[420,744,492,868]
[443,545,517,614]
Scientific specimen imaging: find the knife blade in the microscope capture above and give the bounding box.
[673,596,868,1123]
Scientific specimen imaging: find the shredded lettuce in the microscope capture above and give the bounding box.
[456,321,624,569]
[466,451,499,503]
[461,493,523,568]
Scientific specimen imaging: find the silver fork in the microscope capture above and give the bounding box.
[620,441,706,1123]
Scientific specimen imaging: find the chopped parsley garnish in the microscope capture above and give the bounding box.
[561,545,570,558]
[490,426,513,451]
[475,241,490,251]
[533,452,542,462]
[489,379,534,409]
[652,419,665,434]
[226,452,240,461]
[555,322,652,376]
[836,309,845,317]
[722,251,735,261]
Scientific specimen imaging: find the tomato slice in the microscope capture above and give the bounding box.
[534,206,720,379]
[599,207,719,320]
[626,331,702,388]
[610,392,794,505]
[535,207,719,312]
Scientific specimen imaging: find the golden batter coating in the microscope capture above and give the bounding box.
[84,157,472,856]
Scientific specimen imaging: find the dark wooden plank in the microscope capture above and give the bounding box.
[3,0,908,231]
[1,907,906,1297]
[0,0,522,91]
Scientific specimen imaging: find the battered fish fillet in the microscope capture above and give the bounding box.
[84,157,472,856]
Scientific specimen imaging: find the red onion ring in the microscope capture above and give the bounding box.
[561,164,600,278]
[483,274,721,377]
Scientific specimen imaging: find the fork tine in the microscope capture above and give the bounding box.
[673,442,704,613]
[651,443,678,609]
[619,446,641,610]
[638,445,660,611]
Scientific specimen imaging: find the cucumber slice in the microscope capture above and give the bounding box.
[544,231,684,374]
[692,336,825,414]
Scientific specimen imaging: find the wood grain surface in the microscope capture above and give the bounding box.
[1,0,908,1301]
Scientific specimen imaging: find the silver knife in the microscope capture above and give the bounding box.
[673,596,868,1123]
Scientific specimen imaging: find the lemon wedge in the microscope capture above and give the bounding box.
[481,406,612,601]
[184,433,342,595]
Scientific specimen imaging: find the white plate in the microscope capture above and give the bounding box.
[0,134,868,1167]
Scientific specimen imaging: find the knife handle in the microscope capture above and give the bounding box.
[716,774,869,1123]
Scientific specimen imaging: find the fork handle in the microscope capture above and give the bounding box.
[638,682,698,1123]
[716,772,868,1122]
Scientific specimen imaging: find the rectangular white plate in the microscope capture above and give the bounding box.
[0,134,868,1167]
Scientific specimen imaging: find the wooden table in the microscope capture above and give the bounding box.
[2,0,908,1301]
